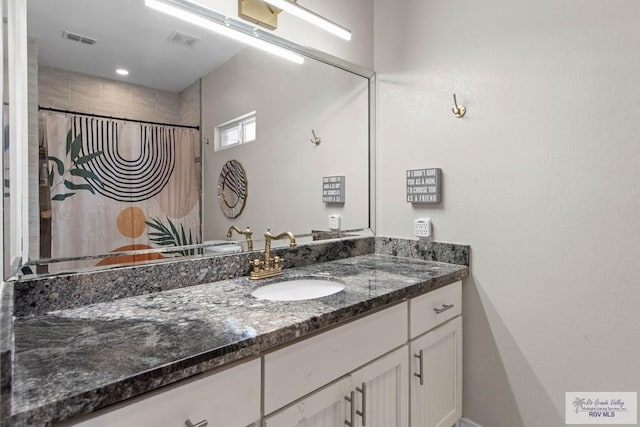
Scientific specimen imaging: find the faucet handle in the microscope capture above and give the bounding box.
[273,256,281,269]
[250,258,262,273]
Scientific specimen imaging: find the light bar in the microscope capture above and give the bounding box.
[263,0,351,41]
[145,0,304,64]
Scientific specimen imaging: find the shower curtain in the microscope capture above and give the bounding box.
[43,112,201,271]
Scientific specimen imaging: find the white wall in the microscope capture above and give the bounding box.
[197,0,373,69]
[374,0,640,426]
[201,48,369,241]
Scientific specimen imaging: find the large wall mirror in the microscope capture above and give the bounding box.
[2,0,373,278]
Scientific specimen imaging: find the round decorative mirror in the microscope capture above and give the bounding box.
[217,160,248,218]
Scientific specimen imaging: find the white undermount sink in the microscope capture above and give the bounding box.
[251,278,345,301]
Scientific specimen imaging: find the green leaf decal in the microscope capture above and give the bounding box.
[70,168,102,185]
[168,220,180,243]
[52,193,76,201]
[180,225,188,249]
[145,216,197,256]
[74,151,103,166]
[51,130,104,201]
[49,156,65,176]
[65,130,72,155]
[63,180,95,194]
[70,133,83,162]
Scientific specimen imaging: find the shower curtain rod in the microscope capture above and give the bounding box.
[38,106,200,130]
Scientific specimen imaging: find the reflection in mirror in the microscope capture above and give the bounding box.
[201,46,369,242]
[15,0,371,277]
[217,160,248,219]
[2,2,8,277]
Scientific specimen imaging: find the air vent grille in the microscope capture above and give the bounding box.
[62,30,98,46]
[168,31,200,48]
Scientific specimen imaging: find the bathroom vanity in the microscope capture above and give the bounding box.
[6,244,469,426]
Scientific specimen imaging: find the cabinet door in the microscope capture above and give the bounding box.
[264,377,352,427]
[410,316,462,427]
[264,302,408,414]
[59,358,261,427]
[350,346,409,427]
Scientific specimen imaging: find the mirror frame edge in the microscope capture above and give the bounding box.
[4,0,29,281]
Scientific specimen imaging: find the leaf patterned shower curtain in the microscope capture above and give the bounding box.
[43,112,201,272]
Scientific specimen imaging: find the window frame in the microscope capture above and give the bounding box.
[215,111,257,151]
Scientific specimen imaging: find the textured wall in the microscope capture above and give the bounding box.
[374,0,640,426]
[38,66,199,126]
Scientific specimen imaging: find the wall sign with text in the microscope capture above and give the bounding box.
[406,168,442,204]
[322,176,345,204]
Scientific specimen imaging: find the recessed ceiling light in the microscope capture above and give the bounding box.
[116,68,129,76]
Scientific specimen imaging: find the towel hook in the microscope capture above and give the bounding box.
[452,94,466,118]
[310,129,321,145]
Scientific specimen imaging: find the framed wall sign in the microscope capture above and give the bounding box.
[322,176,345,204]
[406,168,442,204]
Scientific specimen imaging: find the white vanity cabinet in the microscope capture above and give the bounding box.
[263,303,409,427]
[348,345,409,427]
[265,280,462,427]
[263,302,408,415]
[57,358,261,427]
[263,375,351,427]
[409,281,463,427]
[264,345,408,427]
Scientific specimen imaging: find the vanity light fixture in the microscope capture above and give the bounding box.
[145,0,304,64]
[115,68,129,76]
[261,0,351,41]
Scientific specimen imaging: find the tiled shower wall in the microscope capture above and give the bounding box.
[38,65,200,127]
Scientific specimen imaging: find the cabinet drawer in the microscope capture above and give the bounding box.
[264,376,352,427]
[58,358,261,427]
[410,281,461,339]
[264,302,408,414]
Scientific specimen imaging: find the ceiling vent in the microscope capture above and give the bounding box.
[62,30,98,46]
[168,31,200,48]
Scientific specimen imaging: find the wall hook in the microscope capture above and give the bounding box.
[310,129,321,145]
[452,94,466,118]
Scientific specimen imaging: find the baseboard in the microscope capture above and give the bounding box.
[456,417,483,427]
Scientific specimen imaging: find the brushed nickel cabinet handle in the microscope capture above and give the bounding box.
[414,350,424,386]
[356,382,367,426]
[433,303,454,314]
[185,419,208,427]
[344,391,356,426]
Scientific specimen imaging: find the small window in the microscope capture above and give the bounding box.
[215,111,256,151]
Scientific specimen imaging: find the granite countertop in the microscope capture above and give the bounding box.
[11,253,468,426]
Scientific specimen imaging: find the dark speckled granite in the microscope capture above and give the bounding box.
[0,283,13,427]
[376,237,470,266]
[14,237,375,317]
[10,254,468,426]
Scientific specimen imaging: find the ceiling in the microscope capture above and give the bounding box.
[27,0,246,93]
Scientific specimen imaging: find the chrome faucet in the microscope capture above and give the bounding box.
[250,228,297,280]
[226,225,253,251]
